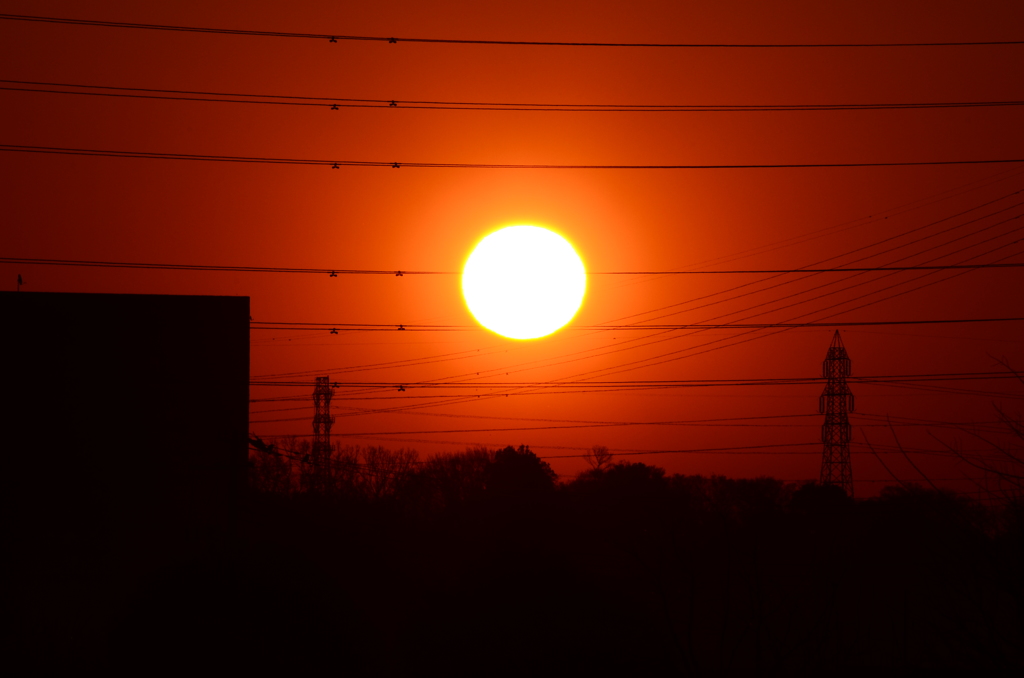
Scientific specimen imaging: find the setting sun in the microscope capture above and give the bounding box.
[462,225,587,340]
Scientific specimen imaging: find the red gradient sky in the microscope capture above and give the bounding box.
[2,0,1023,495]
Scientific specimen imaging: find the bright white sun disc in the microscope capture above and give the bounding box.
[462,225,586,340]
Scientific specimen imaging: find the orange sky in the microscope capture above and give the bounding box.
[2,0,1023,495]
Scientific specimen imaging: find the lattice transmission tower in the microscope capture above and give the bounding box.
[304,376,335,493]
[819,331,855,496]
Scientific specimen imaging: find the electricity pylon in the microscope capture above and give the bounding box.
[304,376,334,493]
[819,331,855,496]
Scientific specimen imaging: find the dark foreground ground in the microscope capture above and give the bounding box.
[100,445,1023,676]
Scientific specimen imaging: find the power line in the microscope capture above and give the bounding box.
[249,435,997,488]
[243,193,1024,419]
[244,185,1022,420]
[5,79,1023,113]
[3,14,1022,48]
[251,409,1012,436]
[313,238,1024,415]
[253,417,824,429]
[610,220,1024,341]
[0,255,441,275]
[257,410,821,427]
[310,233,1024,410]
[250,439,1006,496]
[356,233,1019,413]
[853,379,1024,400]
[252,437,987,460]
[605,192,1024,329]
[253,401,1011,435]
[683,170,1024,270]
[253,431,1011,470]
[250,371,1019,390]
[3,144,1023,170]
[261,435,826,455]
[3,256,1022,277]
[250,317,1024,332]
[249,416,1003,431]
[249,404,1009,441]
[427,232,1024,399]
[251,185,1024,388]
[549,220,1024,384]
[539,443,841,460]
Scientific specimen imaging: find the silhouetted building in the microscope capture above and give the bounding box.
[2,291,248,671]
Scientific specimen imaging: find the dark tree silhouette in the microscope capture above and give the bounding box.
[231,441,1023,674]
[584,444,613,471]
[403,447,492,514]
[788,480,854,515]
[484,444,557,499]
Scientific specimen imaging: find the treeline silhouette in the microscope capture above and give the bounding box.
[218,438,1024,675]
[119,438,1022,675]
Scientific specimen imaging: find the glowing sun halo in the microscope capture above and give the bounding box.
[462,225,587,340]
